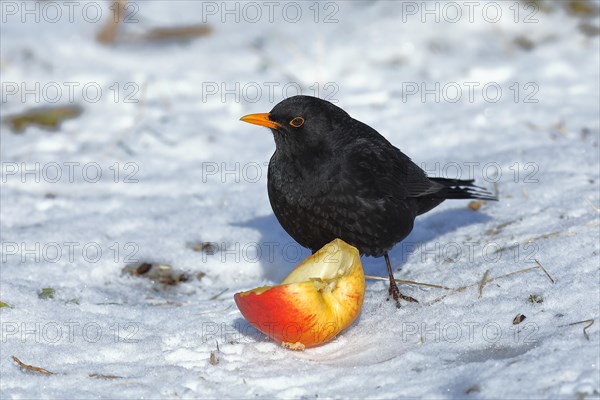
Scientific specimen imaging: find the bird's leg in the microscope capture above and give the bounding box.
[384,253,418,307]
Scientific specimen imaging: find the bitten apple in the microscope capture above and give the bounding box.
[234,239,365,350]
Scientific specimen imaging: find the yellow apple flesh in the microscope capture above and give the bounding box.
[234,239,365,350]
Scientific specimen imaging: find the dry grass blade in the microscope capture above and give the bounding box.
[210,341,220,365]
[526,232,560,243]
[559,319,595,341]
[428,287,468,304]
[195,305,232,316]
[586,198,600,213]
[429,266,540,305]
[478,269,490,298]
[89,373,123,380]
[11,356,54,375]
[485,219,517,236]
[534,259,555,284]
[364,275,450,290]
[210,288,229,300]
[482,266,539,285]
[582,320,594,341]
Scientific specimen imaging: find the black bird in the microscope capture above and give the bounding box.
[241,95,496,306]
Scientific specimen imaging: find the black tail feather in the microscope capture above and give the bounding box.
[429,177,498,201]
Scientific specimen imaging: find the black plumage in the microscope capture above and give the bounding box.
[241,95,496,305]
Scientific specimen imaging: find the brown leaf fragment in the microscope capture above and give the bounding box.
[209,351,219,365]
[142,25,212,42]
[11,356,54,375]
[6,106,83,133]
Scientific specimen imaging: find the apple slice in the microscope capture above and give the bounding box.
[234,239,365,350]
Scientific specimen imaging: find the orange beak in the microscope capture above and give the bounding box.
[240,113,281,129]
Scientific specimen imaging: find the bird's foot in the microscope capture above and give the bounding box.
[388,283,418,308]
[387,283,400,308]
[384,253,418,308]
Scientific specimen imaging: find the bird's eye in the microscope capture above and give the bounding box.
[289,116,304,128]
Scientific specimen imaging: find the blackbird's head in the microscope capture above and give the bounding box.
[240,95,351,155]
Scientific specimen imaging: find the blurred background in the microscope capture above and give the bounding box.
[2,0,598,277]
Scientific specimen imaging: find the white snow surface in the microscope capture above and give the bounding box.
[1,1,599,398]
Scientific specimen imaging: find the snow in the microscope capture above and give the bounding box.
[1,1,599,398]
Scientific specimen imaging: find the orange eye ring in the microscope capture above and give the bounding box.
[290,116,304,128]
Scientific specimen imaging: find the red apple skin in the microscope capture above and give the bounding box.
[234,239,365,349]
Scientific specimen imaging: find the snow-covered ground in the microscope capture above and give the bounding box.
[1,1,599,398]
